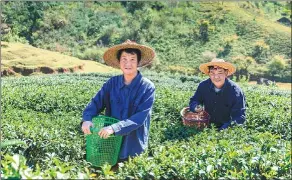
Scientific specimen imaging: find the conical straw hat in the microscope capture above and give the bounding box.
[199,58,236,76]
[103,40,156,69]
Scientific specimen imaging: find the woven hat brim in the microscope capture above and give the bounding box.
[199,62,236,76]
[103,44,155,69]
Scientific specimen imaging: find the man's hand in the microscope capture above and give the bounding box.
[218,122,230,131]
[82,121,93,134]
[194,105,204,112]
[98,126,114,139]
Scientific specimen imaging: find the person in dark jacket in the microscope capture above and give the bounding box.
[81,40,156,161]
[189,58,246,130]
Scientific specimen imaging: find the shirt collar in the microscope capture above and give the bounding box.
[209,78,228,93]
[118,71,142,89]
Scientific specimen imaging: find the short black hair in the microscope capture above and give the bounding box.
[208,66,227,72]
[117,48,141,63]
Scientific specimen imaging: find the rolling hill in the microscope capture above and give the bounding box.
[1,41,118,76]
[1,1,291,81]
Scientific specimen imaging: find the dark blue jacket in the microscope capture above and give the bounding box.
[82,72,155,159]
[189,78,246,129]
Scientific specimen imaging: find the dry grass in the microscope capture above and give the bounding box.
[1,41,84,68]
[79,60,119,73]
[1,41,117,75]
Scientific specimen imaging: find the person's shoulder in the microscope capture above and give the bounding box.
[226,79,242,89]
[101,74,122,89]
[107,74,122,83]
[201,78,211,84]
[226,79,244,95]
[141,77,155,89]
[198,78,211,87]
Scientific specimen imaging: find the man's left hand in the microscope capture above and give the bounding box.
[219,122,230,131]
[98,126,114,139]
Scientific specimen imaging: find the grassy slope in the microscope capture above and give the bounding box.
[1,41,118,76]
[156,2,290,70]
[1,2,290,77]
[227,2,290,34]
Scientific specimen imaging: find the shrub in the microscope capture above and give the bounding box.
[267,55,287,78]
[1,73,291,179]
[251,39,270,63]
[201,51,217,62]
[76,47,107,63]
[231,55,256,80]
[198,19,210,42]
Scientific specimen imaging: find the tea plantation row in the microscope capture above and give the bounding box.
[1,72,291,179]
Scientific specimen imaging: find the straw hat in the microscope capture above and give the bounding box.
[199,58,236,76]
[103,40,156,69]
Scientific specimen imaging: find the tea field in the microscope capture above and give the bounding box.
[1,72,291,179]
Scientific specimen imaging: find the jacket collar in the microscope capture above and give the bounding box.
[119,71,142,89]
[208,78,228,93]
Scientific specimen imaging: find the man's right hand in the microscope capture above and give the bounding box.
[194,105,204,112]
[82,121,93,134]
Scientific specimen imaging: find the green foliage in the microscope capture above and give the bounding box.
[2,1,290,81]
[75,47,107,63]
[267,55,288,78]
[1,140,27,149]
[251,39,270,63]
[201,51,217,62]
[1,29,29,44]
[231,55,256,80]
[119,129,291,179]
[1,154,90,178]
[198,19,210,42]
[218,35,238,57]
[2,1,54,43]
[1,73,291,178]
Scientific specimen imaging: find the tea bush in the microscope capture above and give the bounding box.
[1,72,291,179]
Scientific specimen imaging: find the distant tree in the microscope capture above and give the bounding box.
[201,51,217,62]
[231,55,256,80]
[218,35,238,57]
[267,55,287,78]
[2,1,53,43]
[251,39,270,64]
[120,1,146,14]
[198,19,209,42]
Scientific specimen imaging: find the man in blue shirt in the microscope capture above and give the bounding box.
[81,40,156,161]
[189,58,246,130]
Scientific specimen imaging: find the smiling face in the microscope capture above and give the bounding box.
[119,51,138,76]
[208,65,228,89]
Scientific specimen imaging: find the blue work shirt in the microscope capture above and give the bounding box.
[189,78,246,129]
[82,71,155,159]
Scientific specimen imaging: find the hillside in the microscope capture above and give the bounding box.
[1,41,118,76]
[1,1,291,81]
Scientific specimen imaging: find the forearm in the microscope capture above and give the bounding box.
[220,91,246,129]
[111,113,149,136]
[232,114,246,124]
[219,113,246,130]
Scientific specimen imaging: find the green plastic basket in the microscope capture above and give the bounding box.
[86,116,122,167]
